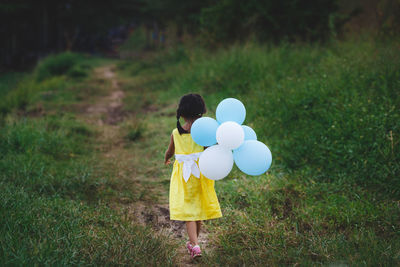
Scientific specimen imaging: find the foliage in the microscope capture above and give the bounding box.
[0,52,98,115]
[35,52,89,81]
[0,76,67,115]
[0,72,25,95]
[119,26,148,52]
[0,0,141,68]
[199,0,340,43]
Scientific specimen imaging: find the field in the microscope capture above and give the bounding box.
[1,39,399,265]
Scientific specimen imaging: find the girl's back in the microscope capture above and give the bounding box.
[172,128,203,155]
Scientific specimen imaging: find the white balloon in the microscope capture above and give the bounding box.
[216,121,245,150]
[199,145,234,180]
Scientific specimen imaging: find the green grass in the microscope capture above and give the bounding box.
[118,39,400,265]
[0,52,95,115]
[1,184,176,266]
[1,39,399,265]
[0,116,176,265]
[35,52,92,82]
[0,117,93,198]
[0,54,177,265]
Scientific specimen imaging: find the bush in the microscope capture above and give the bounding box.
[0,52,94,115]
[67,64,89,79]
[118,26,147,52]
[35,52,84,81]
[199,0,340,43]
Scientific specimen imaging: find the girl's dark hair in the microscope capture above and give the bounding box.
[176,93,206,134]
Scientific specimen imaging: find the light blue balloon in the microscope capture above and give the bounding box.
[216,98,246,124]
[233,140,272,176]
[191,117,219,146]
[242,125,257,140]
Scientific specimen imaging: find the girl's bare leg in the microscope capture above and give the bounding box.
[186,221,198,245]
[196,221,202,238]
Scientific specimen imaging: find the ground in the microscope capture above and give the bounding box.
[78,65,209,265]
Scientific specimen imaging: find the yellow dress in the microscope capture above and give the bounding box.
[169,128,222,221]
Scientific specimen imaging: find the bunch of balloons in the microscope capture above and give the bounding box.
[191,98,272,180]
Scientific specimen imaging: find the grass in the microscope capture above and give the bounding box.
[0,116,177,265]
[118,39,400,265]
[0,52,98,116]
[0,54,177,265]
[0,72,26,95]
[1,38,399,265]
[1,184,176,266]
[35,52,93,82]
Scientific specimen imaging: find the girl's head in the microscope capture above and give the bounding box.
[176,93,206,134]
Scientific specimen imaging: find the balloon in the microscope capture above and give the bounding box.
[233,140,272,176]
[242,125,257,140]
[216,121,244,150]
[191,117,219,147]
[199,145,234,180]
[216,98,246,125]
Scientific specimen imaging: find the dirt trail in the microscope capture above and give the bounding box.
[81,65,209,266]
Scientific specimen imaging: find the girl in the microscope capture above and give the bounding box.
[164,93,222,260]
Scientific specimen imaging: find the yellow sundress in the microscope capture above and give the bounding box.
[169,128,222,221]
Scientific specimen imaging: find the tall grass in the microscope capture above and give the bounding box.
[0,52,95,115]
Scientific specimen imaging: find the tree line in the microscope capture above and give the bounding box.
[1,0,399,70]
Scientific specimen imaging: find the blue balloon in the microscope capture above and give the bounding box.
[233,140,272,176]
[191,117,219,146]
[242,125,257,140]
[216,98,246,124]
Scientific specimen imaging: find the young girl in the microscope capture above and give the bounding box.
[164,93,222,259]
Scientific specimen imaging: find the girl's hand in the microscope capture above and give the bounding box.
[164,159,171,165]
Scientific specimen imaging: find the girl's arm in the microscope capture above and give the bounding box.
[164,134,175,165]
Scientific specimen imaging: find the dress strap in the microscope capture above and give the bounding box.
[175,152,202,182]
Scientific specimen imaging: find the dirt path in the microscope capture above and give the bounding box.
[80,65,209,266]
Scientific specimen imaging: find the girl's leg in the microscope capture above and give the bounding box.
[186,221,198,245]
[196,221,202,238]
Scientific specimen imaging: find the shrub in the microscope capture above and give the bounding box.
[35,52,83,81]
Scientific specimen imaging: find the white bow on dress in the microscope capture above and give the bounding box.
[175,152,202,182]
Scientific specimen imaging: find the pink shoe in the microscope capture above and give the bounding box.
[191,245,202,259]
[186,242,193,254]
